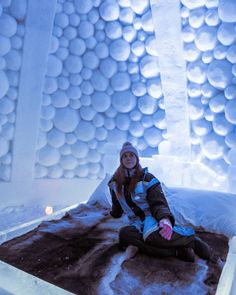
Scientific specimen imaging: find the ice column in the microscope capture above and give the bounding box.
[150,0,191,160]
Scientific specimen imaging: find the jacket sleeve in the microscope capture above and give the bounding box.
[145,173,175,226]
[108,178,123,218]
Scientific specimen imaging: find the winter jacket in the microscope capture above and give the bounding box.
[108,167,175,240]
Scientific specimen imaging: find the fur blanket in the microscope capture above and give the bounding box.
[0,204,228,295]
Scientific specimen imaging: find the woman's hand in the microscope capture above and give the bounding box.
[159,218,173,240]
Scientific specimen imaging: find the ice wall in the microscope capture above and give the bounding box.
[0,0,236,214]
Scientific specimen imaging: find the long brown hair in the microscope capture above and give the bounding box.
[114,163,143,195]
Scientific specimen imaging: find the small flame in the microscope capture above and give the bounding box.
[45,206,53,215]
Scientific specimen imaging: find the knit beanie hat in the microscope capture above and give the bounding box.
[120,142,139,161]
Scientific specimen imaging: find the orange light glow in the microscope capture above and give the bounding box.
[45,206,53,215]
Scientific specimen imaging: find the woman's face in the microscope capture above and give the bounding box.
[121,152,137,169]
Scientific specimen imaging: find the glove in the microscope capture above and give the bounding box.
[159,218,173,240]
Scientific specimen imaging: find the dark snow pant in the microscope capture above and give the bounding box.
[119,226,195,257]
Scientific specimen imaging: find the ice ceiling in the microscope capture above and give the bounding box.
[0,0,236,193]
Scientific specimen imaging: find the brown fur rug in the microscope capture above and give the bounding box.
[0,204,228,295]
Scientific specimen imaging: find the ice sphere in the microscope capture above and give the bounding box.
[95,30,106,42]
[228,148,236,165]
[138,94,158,115]
[0,35,10,56]
[82,51,99,69]
[195,26,217,51]
[70,99,81,110]
[213,113,234,136]
[87,149,101,163]
[80,94,91,106]
[205,0,219,8]
[141,115,153,128]
[69,74,82,86]
[105,105,117,118]
[181,0,205,9]
[233,64,236,77]
[60,155,77,169]
[217,23,236,46]
[67,85,81,100]
[110,39,130,61]
[7,70,19,87]
[225,132,236,148]
[41,105,55,120]
[6,87,17,100]
[64,26,77,40]
[95,43,109,59]
[36,131,46,149]
[42,94,51,106]
[69,38,86,56]
[44,77,58,94]
[111,72,130,91]
[95,126,107,140]
[0,70,9,98]
[188,82,201,97]
[141,11,154,32]
[184,42,201,62]
[226,45,236,63]
[71,140,88,158]
[54,107,79,132]
[0,98,14,114]
[192,119,212,136]
[146,78,162,99]
[40,119,53,132]
[225,85,236,100]
[213,43,227,60]
[46,55,62,77]
[144,127,162,147]
[205,9,220,26]
[104,117,115,130]
[130,0,149,15]
[55,12,69,28]
[118,0,131,7]
[127,62,138,75]
[207,59,233,89]
[201,132,226,160]
[78,21,94,39]
[5,50,21,71]
[209,93,225,113]
[57,77,69,91]
[49,36,59,54]
[38,145,60,167]
[11,35,23,50]
[105,21,122,39]
[88,8,99,24]
[189,7,206,29]
[75,121,95,141]
[75,164,89,177]
[86,36,97,49]
[119,7,134,24]
[130,109,142,121]
[131,82,146,97]
[189,98,205,120]
[202,51,213,64]
[131,40,145,57]
[0,13,17,37]
[56,47,69,61]
[187,61,207,84]
[225,100,236,124]
[74,0,93,14]
[218,0,236,23]
[0,56,6,70]
[65,55,82,74]
[123,25,136,43]
[95,19,105,31]
[47,128,65,148]
[47,165,63,178]
[114,113,130,131]
[145,36,158,56]
[153,109,167,129]
[59,143,71,156]
[129,121,144,137]
[63,1,75,14]
[80,80,93,95]
[107,128,127,145]
[182,26,196,43]
[90,70,109,91]
[99,0,119,21]
[80,106,96,120]
[2,122,14,140]
[112,90,136,113]
[204,107,215,121]
[137,30,147,42]
[140,55,159,78]
[51,90,69,108]
[92,113,104,128]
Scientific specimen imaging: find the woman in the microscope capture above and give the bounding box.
[108,142,211,262]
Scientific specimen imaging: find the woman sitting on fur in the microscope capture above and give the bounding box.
[108,142,212,262]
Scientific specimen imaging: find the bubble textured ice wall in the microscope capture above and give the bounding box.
[181,0,236,180]
[0,0,27,181]
[35,0,166,180]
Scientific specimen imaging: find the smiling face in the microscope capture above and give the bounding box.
[121,152,137,169]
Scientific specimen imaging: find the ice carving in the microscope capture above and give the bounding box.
[53,108,79,132]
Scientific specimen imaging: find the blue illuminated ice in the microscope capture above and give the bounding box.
[100,57,117,78]
[0,13,17,37]
[110,39,130,61]
[184,42,201,62]
[217,23,236,46]
[46,55,62,77]
[71,140,88,158]
[75,0,93,14]
[209,93,225,113]
[195,26,217,51]
[47,128,65,148]
[80,106,96,121]
[95,127,108,140]
[91,70,108,91]
[69,38,86,56]
[123,25,136,42]
[53,108,79,132]
[225,100,236,124]
[141,11,154,32]
[0,35,10,56]
[205,9,220,26]
[0,98,14,114]
[140,55,159,78]
[0,71,9,98]
[130,0,149,15]
[226,45,236,63]
[38,145,60,167]
[181,0,205,10]
[189,7,205,29]
[95,43,109,59]
[119,7,134,24]
[65,55,82,74]
[218,0,236,22]
[99,0,119,21]
[82,51,99,69]
[51,90,69,108]
[78,20,94,39]
[187,61,207,84]
[55,12,69,28]
[112,90,136,112]
[207,59,233,89]
[201,133,226,160]
[75,121,95,141]
[192,119,212,136]
[225,85,236,100]
[138,95,157,115]
[0,136,9,157]
[63,26,77,40]
[111,72,130,91]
